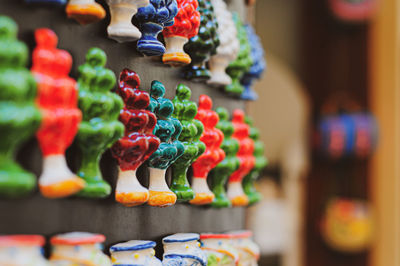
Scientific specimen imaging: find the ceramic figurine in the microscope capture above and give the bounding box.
[0,16,42,198]
[227,109,255,207]
[25,0,67,4]
[200,233,239,266]
[31,28,84,198]
[190,95,225,205]
[110,240,162,266]
[224,14,252,96]
[146,81,185,207]
[329,0,378,23]
[76,48,124,198]
[320,198,374,252]
[161,0,201,66]
[244,0,256,5]
[209,107,240,208]
[228,230,260,266]
[50,232,111,265]
[240,25,266,101]
[0,235,48,266]
[242,116,267,205]
[207,0,239,86]
[111,69,160,206]
[162,233,207,266]
[66,0,107,25]
[317,115,347,158]
[106,0,150,42]
[134,0,178,56]
[183,0,219,81]
[170,84,206,202]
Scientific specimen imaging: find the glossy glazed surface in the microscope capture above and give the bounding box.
[0,16,42,197]
[76,47,124,198]
[110,240,161,266]
[66,0,106,25]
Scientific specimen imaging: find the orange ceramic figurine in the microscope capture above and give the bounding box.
[190,95,225,205]
[66,0,106,25]
[227,109,254,206]
[32,28,84,198]
[162,0,200,66]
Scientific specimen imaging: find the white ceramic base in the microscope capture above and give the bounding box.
[0,246,48,266]
[68,0,95,5]
[110,241,162,266]
[116,169,149,206]
[148,168,169,192]
[164,36,188,55]
[227,181,245,200]
[208,55,232,86]
[39,155,76,186]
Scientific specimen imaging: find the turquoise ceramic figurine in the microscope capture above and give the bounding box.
[241,24,266,101]
[183,0,220,81]
[134,0,178,56]
[76,47,124,198]
[0,16,42,197]
[242,116,267,205]
[171,84,206,201]
[209,107,239,208]
[225,13,252,96]
[146,80,185,207]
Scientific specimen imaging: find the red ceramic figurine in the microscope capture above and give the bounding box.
[162,0,201,66]
[32,28,84,199]
[227,109,254,206]
[190,95,225,205]
[111,69,160,207]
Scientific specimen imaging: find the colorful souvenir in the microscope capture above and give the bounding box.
[25,0,67,4]
[320,198,374,252]
[207,0,239,86]
[134,0,178,56]
[329,0,378,22]
[111,69,160,206]
[0,16,42,197]
[227,109,254,207]
[190,95,225,205]
[162,0,201,66]
[171,84,206,201]
[224,14,252,96]
[76,48,124,198]
[0,235,48,266]
[162,233,207,266]
[110,240,162,266]
[183,0,220,81]
[228,230,260,266]
[242,116,267,205]
[32,28,84,198]
[209,107,240,208]
[50,232,111,265]
[240,24,266,101]
[66,0,106,25]
[106,0,150,42]
[200,233,239,266]
[244,0,256,5]
[146,81,184,207]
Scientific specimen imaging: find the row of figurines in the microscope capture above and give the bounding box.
[21,0,266,100]
[0,231,260,266]
[0,19,267,208]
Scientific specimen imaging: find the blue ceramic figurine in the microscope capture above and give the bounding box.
[240,24,266,101]
[134,0,178,56]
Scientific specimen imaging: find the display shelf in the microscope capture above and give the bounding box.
[0,0,247,245]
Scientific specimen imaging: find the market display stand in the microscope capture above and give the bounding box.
[0,0,246,248]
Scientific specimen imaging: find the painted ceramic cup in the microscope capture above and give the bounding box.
[0,235,48,266]
[106,0,150,42]
[50,232,111,266]
[162,0,200,66]
[66,0,106,25]
[227,231,260,266]
[208,0,239,86]
[200,233,239,266]
[31,28,84,199]
[162,233,207,266]
[190,95,225,205]
[110,240,162,266]
[111,69,160,207]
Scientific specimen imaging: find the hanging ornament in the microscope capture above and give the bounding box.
[66,0,107,25]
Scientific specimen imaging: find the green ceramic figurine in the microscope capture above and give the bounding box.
[0,16,41,197]
[225,13,252,96]
[146,80,185,207]
[171,84,206,201]
[76,47,124,198]
[183,0,220,81]
[242,116,267,205]
[209,107,239,208]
